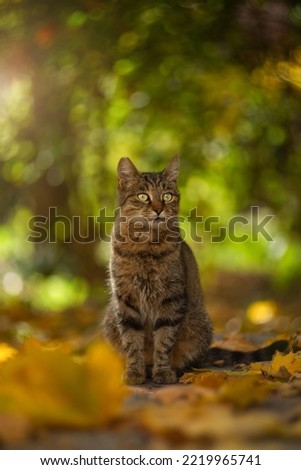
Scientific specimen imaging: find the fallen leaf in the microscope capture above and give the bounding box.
[136,401,282,444]
[262,365,292,382]
[0,343,17,365]
[213,359,225,367]
[180,370,227,388]
[181,370,273,407]
[260,351,301,381]
[218,375,274,407]
[290,329,301,352]
[0,340,126,428]
[279,378,301,397]
[248,361,267,372]
[152,384,213,404]
[211,334,260,352]
[0,413,32,444]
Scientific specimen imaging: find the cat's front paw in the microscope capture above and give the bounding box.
[153,368,177,384]
[124,369,146,385]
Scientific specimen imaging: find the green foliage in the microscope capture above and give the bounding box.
[1,0,301,313]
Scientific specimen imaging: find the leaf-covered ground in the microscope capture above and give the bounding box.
[0,331,301,450]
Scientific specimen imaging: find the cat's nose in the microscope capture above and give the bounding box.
[154,208,162,215]
[152,202,163,215]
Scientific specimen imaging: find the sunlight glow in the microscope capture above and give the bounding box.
[2,271,24,296]
[247,300,276,325]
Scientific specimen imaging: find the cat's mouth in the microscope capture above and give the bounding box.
[151,215,166,222]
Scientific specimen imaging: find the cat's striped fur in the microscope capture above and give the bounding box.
[103,157,288,385]
[103,156,212,384]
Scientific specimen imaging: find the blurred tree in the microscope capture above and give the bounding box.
[1,0,301,312]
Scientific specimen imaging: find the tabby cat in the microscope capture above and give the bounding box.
[103,157,288,385]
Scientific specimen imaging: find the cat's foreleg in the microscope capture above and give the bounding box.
[116,302,146,385]
[152,304,185,383]
[152,329,178,383]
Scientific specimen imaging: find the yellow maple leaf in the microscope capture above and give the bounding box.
[0,343,17,365]
[248,361,265,372]
[261,351,301,381]
[0,340,126,428]
[181,370,273,407]
[218,375,274,407]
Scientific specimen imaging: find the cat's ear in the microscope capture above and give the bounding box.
[163,155,179,183]
[117,157,139,186]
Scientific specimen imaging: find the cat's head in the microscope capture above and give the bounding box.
[116,156,180,222]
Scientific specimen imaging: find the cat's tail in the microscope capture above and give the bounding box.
[204,339,289,367]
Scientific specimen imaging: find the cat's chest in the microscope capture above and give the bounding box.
[126,258,166,299]
[131,262,171,321]
[112,253,181,308]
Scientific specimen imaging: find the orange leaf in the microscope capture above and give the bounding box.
[180,370,227,388]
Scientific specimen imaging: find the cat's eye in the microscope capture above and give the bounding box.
[137,193,149,203]
[163,193,173,202]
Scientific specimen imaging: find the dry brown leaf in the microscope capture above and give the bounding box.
[290,329,301,352]
[262,365,292,382]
